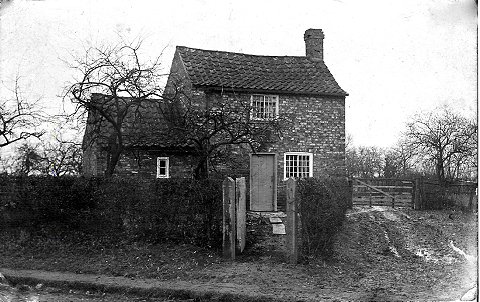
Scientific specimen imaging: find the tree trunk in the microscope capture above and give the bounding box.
[436,161,445,186]
[105,145,123,177]
[193,157,209,179]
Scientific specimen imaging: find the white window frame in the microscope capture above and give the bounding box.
[283,152,313,180]
[156,157,170,178]
[250,94,279,120]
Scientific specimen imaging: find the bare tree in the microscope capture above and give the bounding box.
[161,90,292,179]
[404,107,477,183]
[65,40,166,176]
[12,142,43,175]
[0,78,44,148]
[10,139,82,176]
[39,137,82,176]
[346,145,384,178]
[383,140,417,178]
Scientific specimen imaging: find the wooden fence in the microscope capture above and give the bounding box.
[352,178,414,208]
[415,178,477,211]
[352,177,477,211]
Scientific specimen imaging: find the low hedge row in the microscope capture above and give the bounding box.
[0,176,223,249]
[297,177,351,259]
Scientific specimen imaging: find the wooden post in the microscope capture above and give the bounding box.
[222,177,236,260]
[348,179,353,209]
[235,177,246,254]
[286,178,299,264]
[468,186,474,212]
[414,177,422,210]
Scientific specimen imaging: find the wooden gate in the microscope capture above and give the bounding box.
[352,178,414,208]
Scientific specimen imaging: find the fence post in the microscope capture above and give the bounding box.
[222,177,236,260]
[235,177,246,254]
[414,177,422,210]
[286,178,300,264]
[348,179,353,209]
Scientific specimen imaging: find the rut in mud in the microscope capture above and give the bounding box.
[333,206,477,301]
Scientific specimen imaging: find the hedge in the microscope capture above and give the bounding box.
[297,177,351,259]
[0,175,223,249]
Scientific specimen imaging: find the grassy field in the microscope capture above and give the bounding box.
[0,206,477,301]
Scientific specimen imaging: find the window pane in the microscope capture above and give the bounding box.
[285,154,311,179]
[157,158,169,178]
[252,95,277,119]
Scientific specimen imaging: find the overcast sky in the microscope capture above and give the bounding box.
[0,0,477,148]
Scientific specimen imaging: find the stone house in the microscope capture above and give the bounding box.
[82,28,348,211]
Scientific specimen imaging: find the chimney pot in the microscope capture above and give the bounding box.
[304,29,324,61]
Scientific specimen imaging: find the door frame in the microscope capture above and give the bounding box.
[249,153,278,211]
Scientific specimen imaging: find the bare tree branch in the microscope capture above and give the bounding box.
[403,107,477,183]
[64,41,166,176]
[0,77,44,148]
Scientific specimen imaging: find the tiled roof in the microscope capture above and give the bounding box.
[177,46,347,96]
[85,94,191,149]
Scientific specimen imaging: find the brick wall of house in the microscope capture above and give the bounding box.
[164,50,346,180]
[216,91,346,176]
[83,143,196,179]
[83,91,344,183]
[212,90,345,209]
[82,143,107,177]
[114,150,195,179]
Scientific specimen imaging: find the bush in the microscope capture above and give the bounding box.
[422,182,456,210]
[95,177,223,248]
[298,177,351,259]
[0,176,223,249]
[0,175,95,227]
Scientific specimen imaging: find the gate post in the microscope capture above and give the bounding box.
[414,177,422,210]
[348,179,353,209]
[286,178,300,264]
[223,177,236,260]
[235,177,246,254]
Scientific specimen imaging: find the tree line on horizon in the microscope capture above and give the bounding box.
[347,107,477,184]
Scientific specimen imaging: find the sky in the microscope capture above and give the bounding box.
[0,0,477,148]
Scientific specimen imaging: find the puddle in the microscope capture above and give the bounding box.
[449,241,477,263]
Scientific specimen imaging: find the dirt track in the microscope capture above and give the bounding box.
[333,206,477,301]
[198,206,478,301]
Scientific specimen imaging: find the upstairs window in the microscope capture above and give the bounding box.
[157,157,170,178]
[284,152,313,180]
[251,95,279,120]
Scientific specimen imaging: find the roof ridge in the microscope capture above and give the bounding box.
[176,45,308,59]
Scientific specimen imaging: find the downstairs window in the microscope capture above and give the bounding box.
[284,152,313,180]
[157,157,170,178]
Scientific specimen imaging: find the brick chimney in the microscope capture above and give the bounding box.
[304,29,324,61]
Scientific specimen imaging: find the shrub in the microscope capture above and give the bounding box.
[297,177,351,259]
[422,182,456,210]
[0,175,95,228]
[95,177,223,248]
[0,176,223,249]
